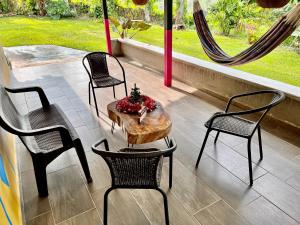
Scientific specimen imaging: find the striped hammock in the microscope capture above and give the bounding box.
[193,1,300,66]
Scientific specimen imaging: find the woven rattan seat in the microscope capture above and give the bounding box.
[196,90,285,186]
[92,138,177,225]
[205,113,255,137]
[0,85,92,197]
[24,104,78,152]
[92,76,123,87]
[83,52,128,117]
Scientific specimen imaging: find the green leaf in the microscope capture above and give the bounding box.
[109,17,120,28]
[137,22,151,31]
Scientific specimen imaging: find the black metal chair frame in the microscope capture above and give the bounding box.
[92,138,177,225]
[0,86,92,197]
[195,90,285,186]
[82,52,128,117]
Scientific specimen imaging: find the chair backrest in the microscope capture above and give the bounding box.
[83,52,110,79]
[233,90,285,127]
[251,90,285,117]
[0,86,23,133]
[92,138,177,188]
[98,148,163,188]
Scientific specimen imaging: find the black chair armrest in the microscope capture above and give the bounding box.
[92,138,110,153]
[207,109,264,128]
[117,137,177,156]
[5,86,50,108]
[161,137,177,157]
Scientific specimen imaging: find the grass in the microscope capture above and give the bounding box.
[0,16,299,87]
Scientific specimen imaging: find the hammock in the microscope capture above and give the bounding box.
[193,1,300,66]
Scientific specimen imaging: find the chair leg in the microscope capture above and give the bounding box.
[32,158,48,197]
[257,126,263,160]
[124,82,128,96]
[113,86,116,99]
[156,188,170,225]
[74,140,93,183]
[196,129,210,168]
[88,82,91,105]
[214,131,220,144]
[91,87,99,117]
[247,139,253,186]
[103,187,114,225]
[111,122,115,134]
[164,137,170,148]
[169,153,173,189]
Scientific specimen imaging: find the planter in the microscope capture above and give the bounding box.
[111,39,123,57]
[257,0,290,8]
[132,0,148,5]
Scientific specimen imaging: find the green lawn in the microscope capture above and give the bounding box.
[0,16,299,87]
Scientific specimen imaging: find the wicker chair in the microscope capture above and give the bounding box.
[92,138,177,225]
[82,52,128,117]
[195,90,285,186]
[0,85,92,197]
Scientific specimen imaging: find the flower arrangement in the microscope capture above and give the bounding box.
[116,84,157,114]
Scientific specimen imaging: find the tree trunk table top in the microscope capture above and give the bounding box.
[107,101,172,144]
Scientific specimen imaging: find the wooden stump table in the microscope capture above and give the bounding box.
[107,101,172,145]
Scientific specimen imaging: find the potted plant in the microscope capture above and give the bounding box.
[110,17,151,39]
[132,0,149,6]
[256,0,290,8]
[109,17,151,56]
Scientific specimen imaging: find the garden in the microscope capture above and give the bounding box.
[0,0,299,86]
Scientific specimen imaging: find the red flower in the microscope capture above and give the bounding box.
[116,95,156,114]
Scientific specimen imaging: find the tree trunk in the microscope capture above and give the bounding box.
[175,0,185,29]
[144,5,151,22]
[37,0,46,16]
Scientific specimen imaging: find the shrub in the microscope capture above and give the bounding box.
[87,0,98,17]
[289,29,300,52]
[244,22,268,44]
[46,0,75,19]
[183,14,195,29]
[25,0,37,14]
[0,0,12,13]
[207,0,243,36]
[0,0,8,13]
[91,5,102,18]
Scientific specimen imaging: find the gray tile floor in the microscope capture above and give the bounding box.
[7,46,300,225]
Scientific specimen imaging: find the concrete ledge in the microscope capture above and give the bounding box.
[118,38,300,132]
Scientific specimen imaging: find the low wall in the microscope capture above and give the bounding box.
[0,46,24,225]
[116,39,300,135]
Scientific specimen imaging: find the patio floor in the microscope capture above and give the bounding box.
[7,46,300,225]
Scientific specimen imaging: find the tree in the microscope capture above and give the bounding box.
[130,83,141,102]
[144,3,151,22]
[175,0,187,29]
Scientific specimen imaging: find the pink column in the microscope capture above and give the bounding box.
[164,30,172,87]
[164,0,173,87]
[104,19,112,55]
